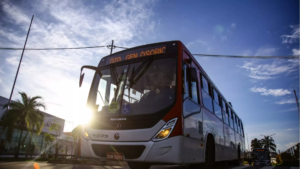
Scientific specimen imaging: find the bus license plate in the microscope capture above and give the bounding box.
[107,152,124,161]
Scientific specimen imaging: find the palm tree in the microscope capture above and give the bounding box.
[251,138,262,150]
[1,92,46,158]
[261,136,276,152]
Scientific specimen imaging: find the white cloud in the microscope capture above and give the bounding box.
[231,23,236,29]
[281,25,299,44]
[186,39,207,48]
[239,60,298,80]
[285,142,298,149]
[250,87,291,96]
[275,98,296,104]
[0,0,158,130]
[255,46,277,56]
[292,48,300,56]
[221,36,227,41]
[286,129,293,131]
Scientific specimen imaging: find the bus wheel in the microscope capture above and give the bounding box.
[127,162,151,169]
[205,136,215,168]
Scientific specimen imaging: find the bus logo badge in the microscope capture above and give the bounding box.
[114,133,120,140]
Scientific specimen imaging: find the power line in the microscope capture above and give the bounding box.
[0,45,128,50]
[0,45,298,59]
[192,54,299,59]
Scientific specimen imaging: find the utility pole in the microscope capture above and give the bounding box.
[7,15,34,111]
[247,134,250,151]
[293,88,299,123]
[107,40,116,54]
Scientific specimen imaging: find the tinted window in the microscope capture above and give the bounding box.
[223,111,229,125]
[213,89,219,104]
[189,67,199,103]
[228,108,234,129]
[222,100,226,111]
[201,75,209,94]
[183,64,190,99]
[201,74,213,113]
[214,101,222,120]
[202,90,214,112]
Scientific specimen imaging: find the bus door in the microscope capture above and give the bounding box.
[182,52,204,163]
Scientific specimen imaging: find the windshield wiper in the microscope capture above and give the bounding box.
[129,55,154,87]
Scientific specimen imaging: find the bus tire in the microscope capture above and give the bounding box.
[205,135,215,168]
[127,162,151,169]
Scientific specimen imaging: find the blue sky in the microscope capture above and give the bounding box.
[0,0,299,152]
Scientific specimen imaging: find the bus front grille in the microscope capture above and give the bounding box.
[91,144,146,159]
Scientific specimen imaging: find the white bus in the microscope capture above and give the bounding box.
[78,41,245,169]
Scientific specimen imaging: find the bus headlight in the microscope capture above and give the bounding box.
[152,118,178,141]
[83,131,90,141]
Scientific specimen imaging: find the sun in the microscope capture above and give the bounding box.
[74,106,93,125]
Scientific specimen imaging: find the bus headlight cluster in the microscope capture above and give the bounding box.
[83,128,90,141]
[152,118,178,141]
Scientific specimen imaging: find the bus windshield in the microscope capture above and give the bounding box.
[253,150,270,161]
[90,57,177,117]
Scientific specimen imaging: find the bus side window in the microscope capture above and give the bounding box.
[200,74,214,112]
[188,65,199,104]
[228,107,234,129]
[241,122,245,137]
[221,99,229,125]
[233,113,238,132]
[236,117,241,134]
[183,62,190,99]
[213,88,222,120]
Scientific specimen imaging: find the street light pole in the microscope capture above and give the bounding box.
[7,15,34,110]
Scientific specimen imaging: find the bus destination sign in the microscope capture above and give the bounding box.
[103,45,166,65]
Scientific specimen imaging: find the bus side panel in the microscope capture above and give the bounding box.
[182,136,205,164]
[223,125,236,160]
[182,103,204,163]
[203,108,225,162]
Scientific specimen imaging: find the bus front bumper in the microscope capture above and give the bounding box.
[80,136,183,164]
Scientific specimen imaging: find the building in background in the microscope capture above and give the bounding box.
[0,96,77,157]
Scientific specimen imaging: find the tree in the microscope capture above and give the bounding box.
[251,138,262,150]
[1,92,45,158]
[261,136,276,152]
[43,133,55,154]
[49,121,62,159]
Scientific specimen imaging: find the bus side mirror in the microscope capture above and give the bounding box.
[79,65,102,87]
[187,67,198,82]
[79,73,85,87]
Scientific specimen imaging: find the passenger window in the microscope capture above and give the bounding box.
[213,89,222,120]
[213,89,219,104]
[188,66,199,103]
[201,74,213,112]
[221,99,229,125]
[233,113,238,132]
[241,123,244,137]
[183,63,190,99]
[228,108,234,129]
[237,117,240,134]
[201,75,209,94]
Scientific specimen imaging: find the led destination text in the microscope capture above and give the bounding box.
[109,46,166,64]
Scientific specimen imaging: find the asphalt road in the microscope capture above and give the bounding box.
[0,162,298,169]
